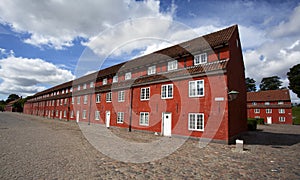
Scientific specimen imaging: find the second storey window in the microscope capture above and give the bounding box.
[84,95,88,104]
[103,78,107,85]
[90,82,94,88]
[168,60,177,71]
[265,102,270,105]
[148,65,156,75]
[254,109,260,114]
[72,97,74,104]
[194,53,207,65]
[113,75,118,83]
[118,91,125,102]
[140,87,150,100]
[189,80,204,97]
[106,92,112,102]
[77,85,80,91]
[96,94,101,103]
[125,72,131,80]
[278,101,284,105]
[161,84,173,99]
[266,109,272,114]
[279,109,285,114]
[77,96,80,104]
[83,83,87,89]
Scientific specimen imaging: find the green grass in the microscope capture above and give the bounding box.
[292,106,300,125]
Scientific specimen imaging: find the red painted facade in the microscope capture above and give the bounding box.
[23,25,247,144]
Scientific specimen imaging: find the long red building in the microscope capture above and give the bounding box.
[247,89,293,124]
[24,25,247,144]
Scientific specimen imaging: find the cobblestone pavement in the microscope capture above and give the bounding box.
[0,112,299,179]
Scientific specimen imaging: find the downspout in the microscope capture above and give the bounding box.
[129,87,133,132]
[88,93,92,125]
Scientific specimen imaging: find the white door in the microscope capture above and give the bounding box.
[267,117,272,124]
[106,111,111,128]
[162,112,172,136]
[76,111,80,123]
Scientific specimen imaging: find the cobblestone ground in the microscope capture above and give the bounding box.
[0,112,299,179]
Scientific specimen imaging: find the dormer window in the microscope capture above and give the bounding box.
[113,75,118,83]
[278,101,284,105]
[194,53,207,65]
[265,102,270,105]
[148,65,156,75]
[103,78,107,85]
[125,72,131,80]
[168,60,177,71]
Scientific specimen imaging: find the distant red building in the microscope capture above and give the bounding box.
[5,98,21,112]
[247,89,293,124]
[24,25,247,144]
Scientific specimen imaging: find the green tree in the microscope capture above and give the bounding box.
[6,94,20,103]
[0,100,6,111]
[13,98,27,112]
[259,76,282,91]
[246,77,256,92]
[287,64,300,98]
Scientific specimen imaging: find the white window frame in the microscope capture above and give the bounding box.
[66,89,68,93]
[96,94,101,103]
[90,82,94,88]
[64,98,68,105]
[71,97,74,104]
[265,102,270,105]
[148,65,156,75]
[167,60,178,71]
[279,117,285,122]
[77,85,81,91]
[118,91,125,102]
[83,83,87,89]
[77,96,80,104]
[161,84,173,99]
[139,112,149,126]
[70,111,74,118]
[113,75,118,83]
[125,72,131,80]
[95,111,100,120]
[63,110,66,117]
[62,89,64,94]
[140,87,150,100]
[117,112,124,124]
[188,113,204,131]
[82,110,87,119]
[266,109,272,114]
[103,78,107,85]
[254,109,260,114]
[279,109,285,114]
[194,53,207,65]
[252,102,257,105]
[106,92,112,102]
[189,80,204,97]
[70,87,73,92]
[84,95,88,104]
[278,101,284,105]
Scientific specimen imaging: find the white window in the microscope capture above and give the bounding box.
[279,117,285,122]
[140,87,150,100]
[113,75,118,83]
[117,112,124,123]
[70,111,74,118]
[57,100,59,106]
[103,78,107,85]
[106,92,112,102]
[254,109,260,114]
[266,109,272,114]
[56,110,59,117]
[57,91,59,95]
[72,97,74,104]
[188,113,204,131]
[90,82,94,88]
[77,96,80,104]
[64,98,68,105]
[125,72,131,80]
[161,84,173,99]
[189,80,204,97]
[83,83,87,89]
[84,95,88,104]
[95,111,100,120]
[252,102,257,105]
[60,99,63,105]
[194,53,207,65]
[265,102,270,105]
[62,90,64,94]
[148,65,156,75]
[82,110,87,119]
[70,87,73,92]
[77,85,81,91]
[278,101,284,105]
[168,60,178,71]
[63,110,66,117]
[279,109,285,114]
[140,112,149,126]
[118,91,125,102]
[96,94,101,103]
[66,89,68,93]
[52,100,55,106]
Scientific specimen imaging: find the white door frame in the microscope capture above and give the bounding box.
[162,112,172,136]
[106,111,111,128]
[59,111,62,119]
[76,110,80,123]
[267,117,272,124]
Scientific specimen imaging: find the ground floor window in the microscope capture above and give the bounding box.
[70,111,74,118]
[63,110,66,117]
[140,112,149,126]
[279,117,285,122]
[188,113,204,131]
[95,111,100,120]
[82,110,87,119]
[117,112,124,123]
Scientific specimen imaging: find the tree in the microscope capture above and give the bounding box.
[13,98,27,112]
[245,77,256,92]
[6,94,20,103]
[0,100,6,111]
[287,64,300,98]
[259,76,282,91]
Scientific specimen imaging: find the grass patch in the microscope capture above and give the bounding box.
[292,106,300,125]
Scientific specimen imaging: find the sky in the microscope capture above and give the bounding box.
[0,0,299,103]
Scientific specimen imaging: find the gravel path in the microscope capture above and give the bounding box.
[0,112,299,179]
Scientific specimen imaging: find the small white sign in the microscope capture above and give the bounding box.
[215,97,224,101]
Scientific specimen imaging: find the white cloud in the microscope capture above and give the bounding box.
[0,54,75,97]
[0,0,169,49]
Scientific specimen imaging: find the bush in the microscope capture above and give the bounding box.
[256,118,264,125]
[247,118,257,131]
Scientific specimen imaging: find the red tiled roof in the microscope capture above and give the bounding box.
[247,89,291,102]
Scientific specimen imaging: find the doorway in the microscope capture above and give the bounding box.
[106,111,111,128]
[162,112,172,136]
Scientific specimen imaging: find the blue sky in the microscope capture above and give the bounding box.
[0,0,299,102]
